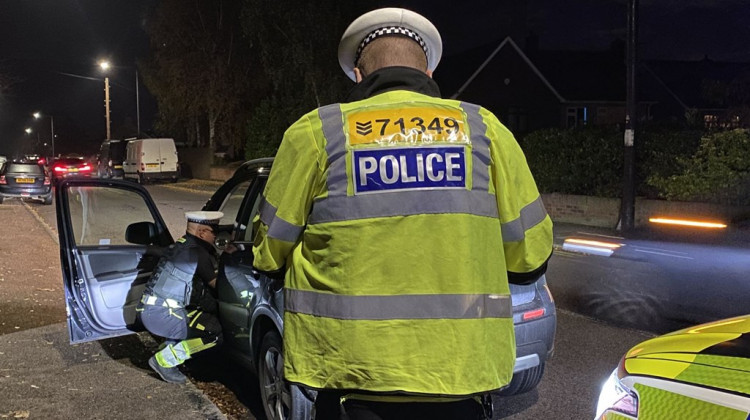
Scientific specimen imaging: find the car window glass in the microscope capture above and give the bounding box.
[67,186,157,246]
[238,178,267,242]
[218,180,251,225]
[7,164,42,174]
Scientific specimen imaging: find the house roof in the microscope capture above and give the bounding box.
[435,36,750,109]
[436,36,626,103]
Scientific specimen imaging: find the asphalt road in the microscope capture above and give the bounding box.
[12,181,657,419]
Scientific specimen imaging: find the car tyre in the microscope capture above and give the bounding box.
[42,194,52,205]
[258,329,314,420]
[137,172,147,185]
[497,363,545,396]
[0,195,4,204]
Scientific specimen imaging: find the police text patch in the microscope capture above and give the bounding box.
[352,146,466,194]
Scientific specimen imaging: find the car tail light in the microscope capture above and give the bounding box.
[80,164,92,172]
[0,176,5,185]
[54,166,67,173]
[44,176,51,185]
[38,158,46,165]
[522,308,545,321]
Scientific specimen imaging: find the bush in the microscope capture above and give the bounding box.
[636,125,702,198]
[521,126,623,197]
[521,125,708,199]
[647,129,750,205]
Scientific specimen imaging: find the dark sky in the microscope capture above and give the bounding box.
[1,0,748,157]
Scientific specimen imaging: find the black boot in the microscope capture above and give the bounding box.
[148,355,187,384]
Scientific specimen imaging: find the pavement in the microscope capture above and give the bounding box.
[0,177,617,420]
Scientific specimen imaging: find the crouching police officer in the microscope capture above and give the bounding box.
[137,210,225,384]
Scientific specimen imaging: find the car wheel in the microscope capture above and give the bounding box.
[106,167,113,179]
[497,363,545,396]
[137,172,146,185]
[0,196,4,204]
[258,330,314,420]
[43,195,52,205]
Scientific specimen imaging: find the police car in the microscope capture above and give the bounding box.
[595,314,750,419]
[55,158,556,420]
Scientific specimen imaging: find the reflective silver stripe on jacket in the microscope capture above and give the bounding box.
[258,196,304,242]
[500,196,548,243]
[461,102,491,192]
[310,102,499,224]
[285,289,512,320]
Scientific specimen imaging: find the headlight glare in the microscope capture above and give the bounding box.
[594,366,638,419]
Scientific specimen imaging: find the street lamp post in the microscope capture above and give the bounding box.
[33,112,55,158]
[100,61,111,140]
[99,60,142,138]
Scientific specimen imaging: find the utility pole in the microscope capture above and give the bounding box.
[50,116,55,158]
[136,70,141,135]
[104,76,111,140]
[620,0,638,231]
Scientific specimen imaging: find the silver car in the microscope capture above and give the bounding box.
[56,158,556,420]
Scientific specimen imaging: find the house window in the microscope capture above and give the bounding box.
[567,107,588,128]
[505,107,529,134]
[703,114,718,129]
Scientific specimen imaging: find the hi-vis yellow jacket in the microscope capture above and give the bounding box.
[253,89,553,397]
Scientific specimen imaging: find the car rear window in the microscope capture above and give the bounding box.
[6,164,43,174]
[55,158,86,165]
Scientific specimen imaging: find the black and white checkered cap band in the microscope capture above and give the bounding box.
[355,26,428,66]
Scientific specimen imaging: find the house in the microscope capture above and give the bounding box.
[434,36,750,135]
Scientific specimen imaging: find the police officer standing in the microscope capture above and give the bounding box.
[137,210,224,384]
[252,8,553,419]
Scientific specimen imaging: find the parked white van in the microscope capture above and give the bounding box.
[123,138,179,183]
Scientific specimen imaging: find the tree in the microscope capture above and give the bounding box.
[141,0,256,157]
[240,0,358,158]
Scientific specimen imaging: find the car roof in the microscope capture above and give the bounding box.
[231,157,273,179]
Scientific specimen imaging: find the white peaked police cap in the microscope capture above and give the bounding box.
[185,211,224,225]
[338,7,443,81]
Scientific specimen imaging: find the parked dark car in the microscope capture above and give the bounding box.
[0,162,52,204]
[555,216,750,333]
[54,158,556,420]
[51,156,93,183]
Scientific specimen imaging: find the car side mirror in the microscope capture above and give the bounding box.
[126,221,157,245]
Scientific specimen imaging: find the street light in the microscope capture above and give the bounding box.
[33,112,55,158]
[98,60,142,137]
[99,61,111,140]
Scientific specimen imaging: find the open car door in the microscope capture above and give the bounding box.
[56,178,174,344]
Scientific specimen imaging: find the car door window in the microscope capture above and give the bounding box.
[235,178,267,242]
[218,180,252,226]
[67,186,157,246]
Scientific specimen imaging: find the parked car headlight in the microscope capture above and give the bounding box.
[595,358,638,419]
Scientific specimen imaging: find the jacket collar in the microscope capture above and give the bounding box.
[345,66,441,102]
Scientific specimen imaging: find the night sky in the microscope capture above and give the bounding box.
[0,0,748,157]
